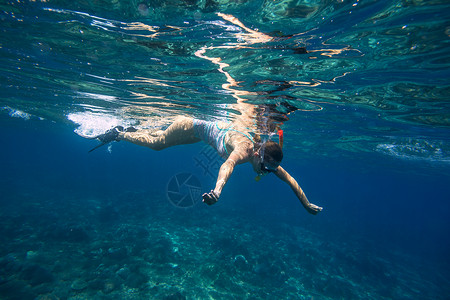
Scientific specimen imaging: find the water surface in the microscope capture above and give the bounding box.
[1,0,449,299]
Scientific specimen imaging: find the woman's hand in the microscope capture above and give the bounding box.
[307,203,323,215]
[202,190,219,205]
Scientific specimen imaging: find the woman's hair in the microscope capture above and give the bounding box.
[264,140,283,163]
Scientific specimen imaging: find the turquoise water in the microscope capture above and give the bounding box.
[1,0,450,299]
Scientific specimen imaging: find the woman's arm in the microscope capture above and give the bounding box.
[274,166,323,215]
[202,150,246,205]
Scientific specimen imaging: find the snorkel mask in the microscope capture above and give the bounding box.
[260,161,277,173]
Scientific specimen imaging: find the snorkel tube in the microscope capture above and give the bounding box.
[255,142,266,182]
[278,129,283,148]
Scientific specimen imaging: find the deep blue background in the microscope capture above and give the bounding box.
[2,116,450,277]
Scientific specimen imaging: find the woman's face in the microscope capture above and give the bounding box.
[260,155,279,173]
[252,151,279,174]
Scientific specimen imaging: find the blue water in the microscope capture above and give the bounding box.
[1,0,450,299]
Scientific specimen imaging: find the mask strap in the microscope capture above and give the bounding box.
[260,143,265,161]
[259,131,276,161]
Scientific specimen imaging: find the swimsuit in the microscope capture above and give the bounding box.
[193,119,253,159]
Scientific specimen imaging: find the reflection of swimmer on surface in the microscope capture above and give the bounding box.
[89,106,323,215]
[85,12,323,215]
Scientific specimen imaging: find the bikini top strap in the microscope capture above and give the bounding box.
[222,127,255,156]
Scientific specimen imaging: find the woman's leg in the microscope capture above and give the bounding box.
[119,116,200,150]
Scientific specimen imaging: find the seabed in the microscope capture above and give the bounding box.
[0,189,446,299]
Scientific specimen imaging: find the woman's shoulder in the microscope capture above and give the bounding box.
[226,132,253,154]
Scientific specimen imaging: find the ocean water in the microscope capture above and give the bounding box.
[1,0,450,299]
